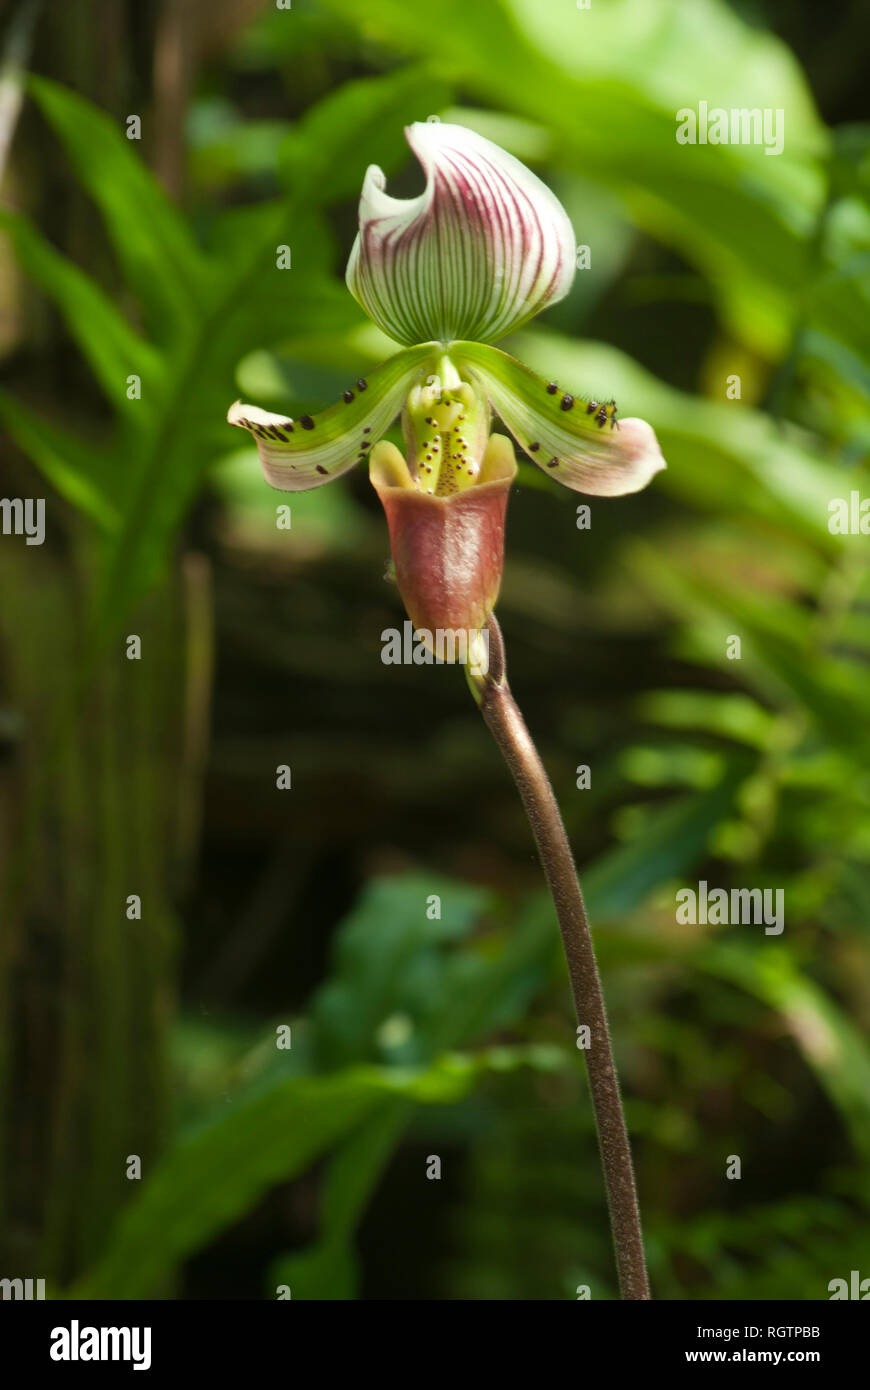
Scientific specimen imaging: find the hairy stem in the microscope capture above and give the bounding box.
[469,614,650,1300]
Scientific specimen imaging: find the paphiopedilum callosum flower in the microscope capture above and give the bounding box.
[228,122,665,649]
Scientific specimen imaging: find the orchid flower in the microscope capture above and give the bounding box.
[227,120,658,1298]
[227,121,665,641]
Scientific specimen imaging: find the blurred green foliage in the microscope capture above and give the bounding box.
[1,0,868,1300]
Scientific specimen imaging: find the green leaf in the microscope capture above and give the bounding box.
[29,75,207,337]
[91,275,360,639]
[0,388,120,529]
[310,873,493,1068]
[70,1053,541,1299]
[511,329,843,548]
[630,544,870,753]
[279,64,453,206]
[582,762,751,921]
[268,1101,408,1300]
[70,1070,376,1298]
[637,691,778,752]
[0,208,164,414]
[700,942,870,1157]
[270,1239,359,1301]
[265,1048,568,1300]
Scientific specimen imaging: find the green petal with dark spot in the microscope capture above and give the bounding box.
[227,344,436,490]
[452,341,666,497]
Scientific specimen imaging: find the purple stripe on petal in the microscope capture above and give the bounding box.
[345,122,576,346]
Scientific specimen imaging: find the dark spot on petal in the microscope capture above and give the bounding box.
[529,442,540,452]
[300,415,315,430]
[596,406,608,425]
[363,426,371,434]
[546,382,558,394]
[560,394,574,411]
[315,464,328,475]
[281,419,294,431]
[586,401,598,415]
[343,389,354,403]
[547,457,559,468]
[356,378,367,391]
[361,442,370,451]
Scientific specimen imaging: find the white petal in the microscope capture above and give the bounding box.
[346,122,576,345]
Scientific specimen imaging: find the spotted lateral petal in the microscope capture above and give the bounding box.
[227,346,435,490]
[346,122,576,347]
[453,342,666,497]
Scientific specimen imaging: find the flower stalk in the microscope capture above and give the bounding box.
[468,615,650,1301]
